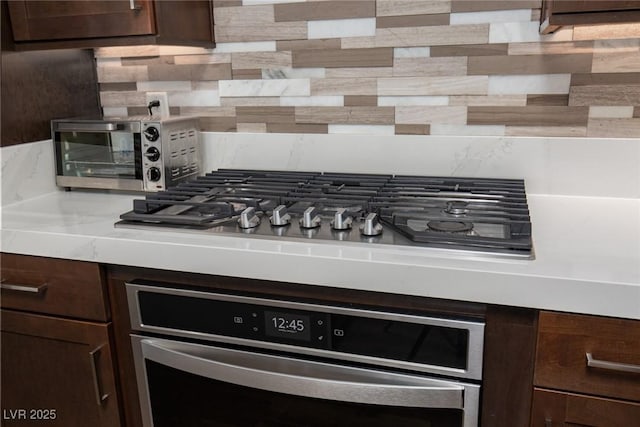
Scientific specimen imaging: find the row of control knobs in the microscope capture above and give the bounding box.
[238,206,383,236]
[143,126,161,182]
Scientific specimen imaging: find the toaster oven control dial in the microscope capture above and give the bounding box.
[148,167,161,182]
[144,147,160,162]
[143,126,160,142]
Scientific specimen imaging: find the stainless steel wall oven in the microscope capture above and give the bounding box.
[126,280,485,427]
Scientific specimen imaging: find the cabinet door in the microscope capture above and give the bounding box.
[7,0,155,42]
[1,310,120,427]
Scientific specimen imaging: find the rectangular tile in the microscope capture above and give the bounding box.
[573,23,640,41]
[430,43,507,57]
[377,14,449,28]
[99,82,137,91]
[97,65,148,83]
[487,74,571,95]
[280,96,344,106]
[174,53,232,65]
[263,68,326,79]
[378,76,488,96]
[214,5,275,26]
[237,106,295,123]
[311,78,377,95]
[450,9,532,24]
[95,46,160,58]
[489,22,572,44]
[467,106,589,126]
[451,0,541,12]
[526,95,569,106]
[232,69,263,79]
[221,97,281,106]
[219,79,311,97]
[571,73,640,86]
[215,22,307,42]
[507,41,594,55]
[266,123,328,134]
[214,41,277,53]
[213,1,242,7]
[102,107,128,117]
[341,24,489,48]
[449,95,527,106]
[504,126,587,137]
[237,123,268,133]
[293,48,392,68]
[593,39,640,53]
[395,124,430,135]
[168,90,220,107]
[192,81,219,90]
[231,52,292,69]
[180,106,236,116]
[276,39,342,51]
[635,107,640,118]
[295,106,395,124]
[569,85,640,106]
[396,106,466,124]
[379,96,449,106]
[274,1,374,22]
[148,64,232,81]
[430,124,505,135]
[592,51,640,73]
[328,124,395,135]
[376,0,451,17]
[469,54,592,75]
[393,57,467,77]
[344,96,377,106]
[589,106,634,118]
[394,47,431,58]
[587,118,640,137]
[325,67,393,78]
[99,91,146,107]
[121,56,174,66]
[137,81,192,91]
[199,117,237,132]
[308,18,376,39]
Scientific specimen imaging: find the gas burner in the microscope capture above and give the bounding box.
[427,220,474,233]
[444,201,469,216]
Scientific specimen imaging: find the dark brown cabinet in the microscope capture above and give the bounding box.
[6,0,215,50]
[532,311,640,427]
[541,0,640,33]
[0,254,121,427]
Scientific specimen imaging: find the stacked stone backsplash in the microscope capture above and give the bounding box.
[95,0,640,137]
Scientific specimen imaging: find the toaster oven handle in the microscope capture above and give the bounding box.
[54,122,124,132]
[139,337,467,409]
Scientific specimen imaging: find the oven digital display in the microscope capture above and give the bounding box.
[265,311,311,341]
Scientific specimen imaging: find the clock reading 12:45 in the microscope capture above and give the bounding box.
[265,311,311,341]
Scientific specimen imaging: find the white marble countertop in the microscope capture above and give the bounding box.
[2,190,639,320]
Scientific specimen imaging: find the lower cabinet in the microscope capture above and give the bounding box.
[1,310,120,427]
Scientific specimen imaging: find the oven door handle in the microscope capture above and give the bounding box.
[139,337,469,409]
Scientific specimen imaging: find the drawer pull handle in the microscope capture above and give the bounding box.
[0,280,48,294]
[586,352,640,374]
[89,344,110,406]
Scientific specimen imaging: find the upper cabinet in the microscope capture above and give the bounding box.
[540,0,640,34]
[5,0,215,50]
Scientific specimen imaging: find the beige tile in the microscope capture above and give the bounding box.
[148,64,232,81]
[467,106,588,126]
[395,106,466,124]
[94,45,160,58]
[214,5,275,26]
[232,52,292,70]
[468,54,593,75]
[293,48,392,68]
[635,107,640,118]
[393,57,467,77]
[505,126,587,137]
[266,123,329,133]
[325,67,393,78]
[121,56,174,66]
[376,14,449,28]
[571,73,640,86]
[212,1,242,8]
[451,0,541,12]
[449,95,527,106]
[220,97,281,106]
[236,106,295,123]
[215,22,307,42]
[100,91,147,107]
[199,116,237,132]
[526,95,569,106]
[395,124,430,135]
[180,106,236,116]
[174,53,232,65]
[276,38,342,51]
[587,118,640,137]
[237,123,268,133]
[589,106,635,118]
[274,1,374,22]
[431,43,507,57]
[97,66,148,83]
[378,76,488,96]
[376,0,451,17]
[569,85,640,106]
[344,96,378,106]
[341,24,489,48]
[191,81,219,90]
[295,106,395,124]
[592,51,640,73]
[573,23,640,41]
[311,78,378,95]
[507,41,594,55]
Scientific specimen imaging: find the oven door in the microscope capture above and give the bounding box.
[131,335,480,427]
[53,120,143,191]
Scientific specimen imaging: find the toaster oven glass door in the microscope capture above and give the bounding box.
[55,130,142,181]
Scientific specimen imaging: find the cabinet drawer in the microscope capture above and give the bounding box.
[0,253,109,322]
[535,311,640,402]
[531,388,640,427]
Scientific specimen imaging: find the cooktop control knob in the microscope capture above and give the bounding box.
[144,126,160,142]
[270,205,291,226]
[238,207,260,229]
[144,147,160,162]
[360,213,383,236]
[331,208,352,230]
[299,207,321,229]
[147,167,161,182]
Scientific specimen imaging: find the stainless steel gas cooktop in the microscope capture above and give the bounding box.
[116,169,533,259]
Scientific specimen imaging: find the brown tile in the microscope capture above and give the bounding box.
[431,43,508,57]
[311,78,378,95]
[378,76,488,96]
[395,124,430,135]
[449,95,527,106]
[451,0,541,12]
[293,48,392,68]
[342,24,489,48]
[526,95,569,106]
[467,106,589,127]
[237,107,295,124]
[267,123,328,134]
[325,67,392,78]
[587,118,640,137]
[122,56,174,66]
[508,41,594,55]
[97,65,148,83]
[295,107,395,124]
[274,1,374,22]
[573,22,640,40]
[169,107,180,116]
[276,39,341,51]
[180,107,236,116]
[569,85,640,106]
[634,107,640,118]
[468,54,592,75]
[101,91,146,107]
[376,14,449,28]
[571,73,640,86]
[232,52,292,69]
[592,50,640,73]
[99,82,137,91]
[344,96,378,106]
[148,64,232,81]
[212,1,242,7]
[215,23,307,42]
[237,123,267,133]
[393,57,466,77]
[221,97,280,107]
[377,0,451,17]
[232,69,263,80]
[128,107,150,115]
[214,5,274,26]
[199,117,237,132]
